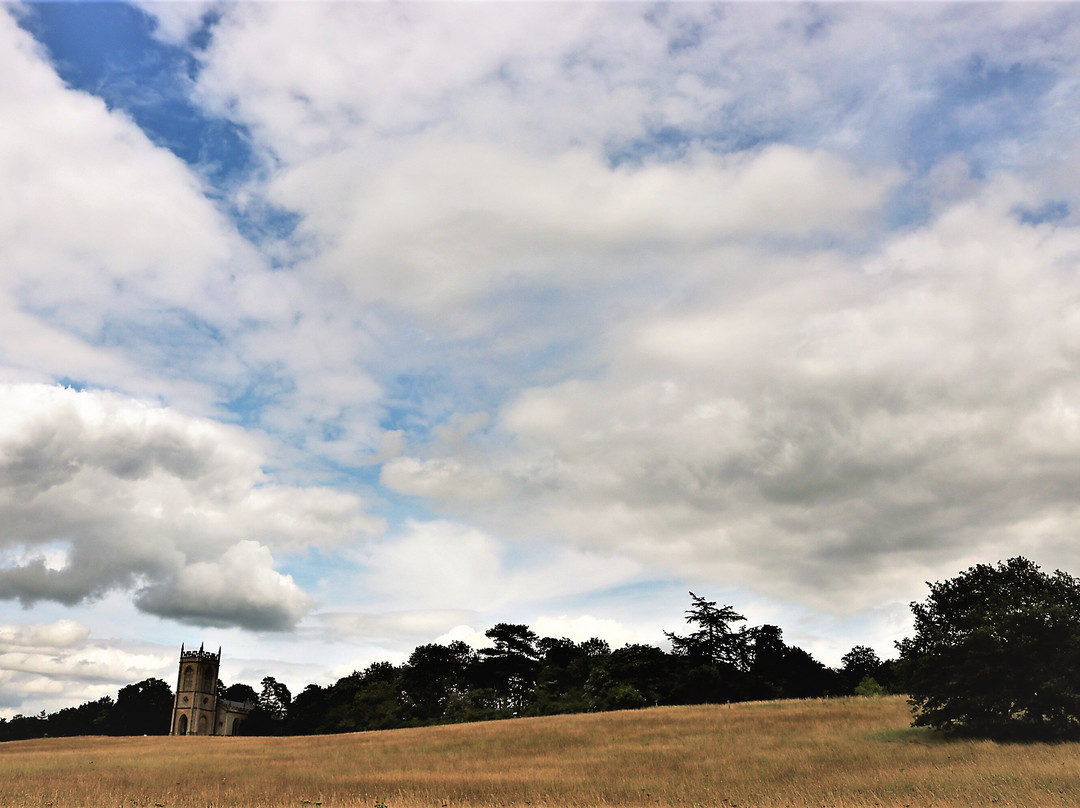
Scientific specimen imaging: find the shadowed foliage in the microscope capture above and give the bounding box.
[897,556,1080,740]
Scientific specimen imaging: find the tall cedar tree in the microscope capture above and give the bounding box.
[664,592,750,669]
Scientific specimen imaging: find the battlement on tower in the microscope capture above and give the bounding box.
[179,642,220,663]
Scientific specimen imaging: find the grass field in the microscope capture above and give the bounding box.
[2,695,1079,807]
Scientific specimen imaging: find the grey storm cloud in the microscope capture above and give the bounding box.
[0,384,379,631]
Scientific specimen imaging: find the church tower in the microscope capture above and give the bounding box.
[170,643,220,736]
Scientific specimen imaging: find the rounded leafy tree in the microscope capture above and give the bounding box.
[897,557,1080,740]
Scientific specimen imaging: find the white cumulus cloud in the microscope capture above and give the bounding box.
[136,541,312,631]
[383,170,1080,615]
[0,384,381,630]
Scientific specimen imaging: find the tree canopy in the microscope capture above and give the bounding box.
[897,556,1080,740]
[110,677,173,735]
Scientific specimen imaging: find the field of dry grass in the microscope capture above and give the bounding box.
[3,695,1079,808]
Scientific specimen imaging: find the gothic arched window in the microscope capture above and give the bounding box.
[182,666,194,691]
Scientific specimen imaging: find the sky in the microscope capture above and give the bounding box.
[4,1,1080,718]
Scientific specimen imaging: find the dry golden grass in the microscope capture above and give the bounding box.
[3,696,1080,807]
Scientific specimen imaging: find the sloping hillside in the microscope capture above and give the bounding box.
[2,696,1079,807]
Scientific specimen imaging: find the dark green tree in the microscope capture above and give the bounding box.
[109,677,173,735]
[477,623,540,714]
[348,661,405,731]
[401,641,476,723]
[258,676,292,719]
[46,697,113,738]
[0,712,47,741]
[221,682,259,704]
[285,683,328,735]
[283,663,404,734]
[585,643,674,710]
[532,637,609,715]
[664,592,750,669]
[315,671,367,733]
[841,645,884,694]
[746,624,788,698]
[776,645,842,698]
[744,625,841,699]
[897,557,1080,740]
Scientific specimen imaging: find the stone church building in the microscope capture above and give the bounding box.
[170,644,253,736]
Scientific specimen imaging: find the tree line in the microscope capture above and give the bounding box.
[8,558,1079,742]
[0,593,892,741]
